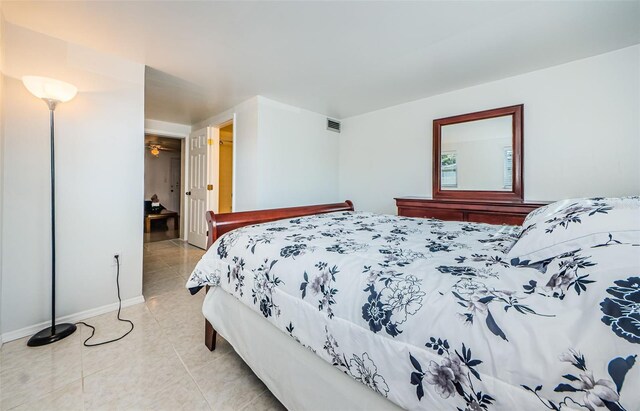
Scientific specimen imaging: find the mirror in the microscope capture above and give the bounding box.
[440,116,513,191]
[433,105,523,202]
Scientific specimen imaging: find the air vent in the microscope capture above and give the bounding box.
[327,118,341,133]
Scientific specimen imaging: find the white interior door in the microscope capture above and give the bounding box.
[187,127,219,249]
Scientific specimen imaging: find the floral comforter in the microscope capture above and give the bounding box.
[186,211,639,411]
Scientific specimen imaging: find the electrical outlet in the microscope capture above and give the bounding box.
[111,252,122,267]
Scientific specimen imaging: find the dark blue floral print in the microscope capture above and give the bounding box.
[543,201,613,233]
[300,262,340,318]
[522,349,636,411]
[360,266,425,337]
[323,327,389,397]
[186,207,640,411]
[601,277,640,344]
[362,287,394,334]
[251,259,283,318]
[280,243,308,258]
[411,337,495,409]
[520,250,596,300]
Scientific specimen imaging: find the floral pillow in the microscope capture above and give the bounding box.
[507,196,640,265]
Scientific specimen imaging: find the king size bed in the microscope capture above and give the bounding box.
[187,198,640,411]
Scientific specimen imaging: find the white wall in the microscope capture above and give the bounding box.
[0,23,145,337]
[195,96,340,211]
[144,150,181,211]
[0,4,5,343]
[256,96,340,209]
[339,45,640,214]
[144,119,191,138]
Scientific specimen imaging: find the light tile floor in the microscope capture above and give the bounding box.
[0,239,286,411]
[144,227,180,244]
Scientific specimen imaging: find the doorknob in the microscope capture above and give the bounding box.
[186,191,191,196]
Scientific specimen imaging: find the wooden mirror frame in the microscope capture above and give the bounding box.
[432,104,524,202]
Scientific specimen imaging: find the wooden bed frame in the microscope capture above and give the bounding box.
[203,200,355,350]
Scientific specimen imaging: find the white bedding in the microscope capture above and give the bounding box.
[203,286,401,411]
[188,211,640,411]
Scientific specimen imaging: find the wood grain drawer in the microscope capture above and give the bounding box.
[399,208,464,221]
[466,212,525,226]
[395,197,546,226]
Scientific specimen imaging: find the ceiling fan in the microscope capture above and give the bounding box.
[145,144,173,157]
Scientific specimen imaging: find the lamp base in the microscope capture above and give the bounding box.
[27,323,77,347]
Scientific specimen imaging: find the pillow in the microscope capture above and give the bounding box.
[508,196,640,265]
[521,196,638,227]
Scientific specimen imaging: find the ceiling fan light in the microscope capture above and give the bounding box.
[150,146,160,156]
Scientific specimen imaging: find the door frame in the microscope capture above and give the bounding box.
[145,115,236,244]
[216,115,236,213]
[143,127,188,240]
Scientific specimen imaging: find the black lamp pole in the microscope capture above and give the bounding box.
[27,99,77,347]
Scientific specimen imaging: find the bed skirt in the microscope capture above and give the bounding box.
[202,287,401,411]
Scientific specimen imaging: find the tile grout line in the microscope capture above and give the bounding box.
[172,241,274,411]
[0,240,205,411]
[79,327,86,411]
[144,240,216,410]
[240,388,271,411]
[143,295,221,411]
[237,386,271,411]
[1,334,83,410]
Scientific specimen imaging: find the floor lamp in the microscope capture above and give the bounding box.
[22,76,78,347]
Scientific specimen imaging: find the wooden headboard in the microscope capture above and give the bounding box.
[205,200,354,249]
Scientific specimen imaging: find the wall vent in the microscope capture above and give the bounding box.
[327,118,341,133]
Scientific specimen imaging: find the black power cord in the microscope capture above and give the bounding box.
[76,254,134,347]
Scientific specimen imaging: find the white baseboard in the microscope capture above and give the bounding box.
[0,295,146,343]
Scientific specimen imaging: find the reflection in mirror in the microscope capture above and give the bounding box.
[440,115,513,191]
[433,104,523,202]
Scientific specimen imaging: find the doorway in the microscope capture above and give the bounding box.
[144,134,184,243]
[186,117,235,249]
[218,122,234,213]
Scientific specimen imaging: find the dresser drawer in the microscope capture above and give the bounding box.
[396,197,546,225]
[399,207,464,222]
[466,212,524,226]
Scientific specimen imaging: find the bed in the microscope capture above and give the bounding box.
[187,198,640,411]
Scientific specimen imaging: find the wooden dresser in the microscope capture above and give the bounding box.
[395,197,546,226]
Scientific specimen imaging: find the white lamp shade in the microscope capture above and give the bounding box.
[22,76,78,103]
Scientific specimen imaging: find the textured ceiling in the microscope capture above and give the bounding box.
[4,1,639,124]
